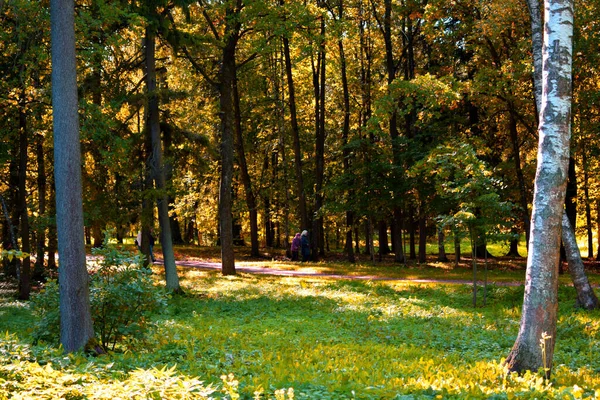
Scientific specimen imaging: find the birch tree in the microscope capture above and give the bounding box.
[504,0,573,375]
[527,0,599,309]
[50,0,95,352]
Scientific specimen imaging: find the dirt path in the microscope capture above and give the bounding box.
[156,258,524,287]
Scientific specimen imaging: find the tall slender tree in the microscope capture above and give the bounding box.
[144,24,182,291]
[50,0,94,352]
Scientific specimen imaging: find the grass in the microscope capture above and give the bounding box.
[2,245,600,399]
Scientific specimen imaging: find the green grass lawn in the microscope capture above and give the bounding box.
[2,245,600,399]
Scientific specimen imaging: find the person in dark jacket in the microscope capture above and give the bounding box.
[300,230,310,262]
[291,233,301,261]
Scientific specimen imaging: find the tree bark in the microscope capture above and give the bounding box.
[50,0,95,352]
[418,214,427,263]
[310,14,326,261]
[336,5,355,263]
[281,1,309,232]
[145,27,182,291]
[17,103,31,300]
[233,70,259,257]
[505,0,573,375]
[378,220,390,255]
[562,214,599,309]
[34,134,47,280]
[437,226,448,262]
[393,209,405,263]
[217,3,240,275]
[582,151,593,259]
[509,109,531,245]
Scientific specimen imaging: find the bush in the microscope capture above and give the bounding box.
[31,242,168,351]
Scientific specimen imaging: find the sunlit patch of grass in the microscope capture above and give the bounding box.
[2,259,600,398]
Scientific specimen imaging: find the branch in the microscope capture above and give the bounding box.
[198,0,221,41]
[237,52,259,69]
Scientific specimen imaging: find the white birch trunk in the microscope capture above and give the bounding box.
[506,0,573,375]
[527,0,598,308]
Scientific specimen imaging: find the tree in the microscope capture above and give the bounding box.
[50,0,94,352]
[144,22,182,291]
[526,0,599,307]
[505,0,573,375]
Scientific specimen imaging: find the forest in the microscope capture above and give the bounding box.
[1,0,599,398]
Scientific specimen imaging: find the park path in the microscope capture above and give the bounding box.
[155,258,524,287]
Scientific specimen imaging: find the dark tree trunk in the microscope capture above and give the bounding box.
[47,174,57,271]
[560,157,577,270]
[310,14,326,261]
[2,165,18,278]
[364,219,371,256]
[217,4,240,275]
[393,209,405,262]
[506,234,522,257]
[582,151,593,259]
[454,231,461,268]
[51,0,95,352]
[409,209,416,259]
[562,214,599,309]
[378,220,390,255]
[34,134,47,280]
[437,227,448,262]
[233,71,259,256]
[17,104,31,300]
[354,225,360,255]
[145,27,181,290]
[336,9,355,263]
[509,110,531,245]
[418,214,426,263]
[597,200,600,261]
[281,4,309,231]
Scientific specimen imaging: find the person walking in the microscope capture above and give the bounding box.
[301,230,310,262]
[290,233,301,261]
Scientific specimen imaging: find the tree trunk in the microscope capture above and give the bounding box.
[145,27,181,290]
[505,0,573,375]
[233,70,259,257]
[310,15,326,261]
[17,104,31,300]
[281,4,309,231]
[526,0,543,122]
[506,235,522,257]
[47,174,57,271]
[378,220,390,255]
[364,219,371,256]
[409,209,417,259]
[217,4,239,275]
[418,214,427,263]
[34,134,47,280]
[509,110,531,245]
[51,0,95,352]
[336,12,355,263]
[454,229,461,267]
[354,225,360,255]
[582,151,593,259]
[562,214,599,309]
[596,200,600,261]
[437,226,448,262]
[393,209,405,263]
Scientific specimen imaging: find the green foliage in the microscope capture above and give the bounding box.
[411,141,514,244]
[5,263,600,398]
[31,242,168,351]
[0,249,29,262]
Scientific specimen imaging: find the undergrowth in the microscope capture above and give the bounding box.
[1,261,600,399]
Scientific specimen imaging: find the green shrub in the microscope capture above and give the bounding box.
[31,242,168,351]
